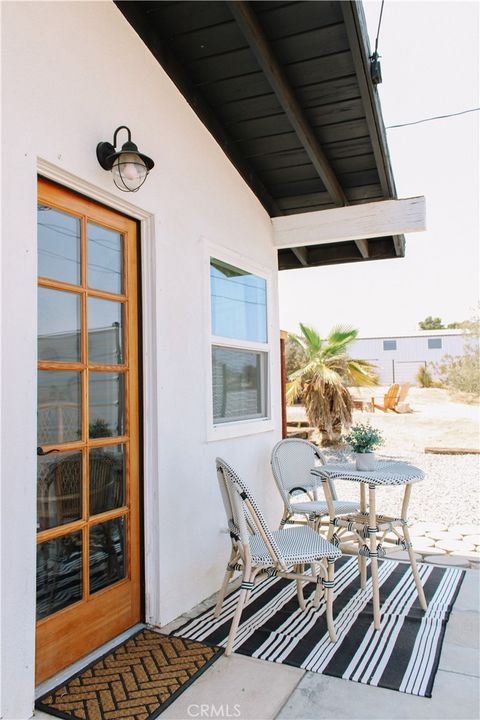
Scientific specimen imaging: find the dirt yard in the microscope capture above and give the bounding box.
[349,386,479,455]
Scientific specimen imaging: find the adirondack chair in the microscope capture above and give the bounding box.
[394,383,412,413]
[371,383,400,412]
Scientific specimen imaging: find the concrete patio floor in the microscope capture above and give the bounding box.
[34,568,479,720]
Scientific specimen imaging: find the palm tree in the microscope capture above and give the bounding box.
[286,324,377,445]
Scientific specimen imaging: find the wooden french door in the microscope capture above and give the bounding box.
[36,179,141,683]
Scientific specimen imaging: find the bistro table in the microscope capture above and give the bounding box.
[311,460,427,630]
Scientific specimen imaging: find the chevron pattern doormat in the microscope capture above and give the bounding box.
[36,629,223,720]
[174,557,465,698]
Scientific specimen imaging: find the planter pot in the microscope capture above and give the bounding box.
[355,452,377,471]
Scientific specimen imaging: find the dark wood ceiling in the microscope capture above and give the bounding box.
[116,1,404,269]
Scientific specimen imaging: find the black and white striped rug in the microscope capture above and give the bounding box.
[174,557,464,697]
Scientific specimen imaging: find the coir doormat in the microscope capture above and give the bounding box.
[36,629,223,720]
[174,556,465,698]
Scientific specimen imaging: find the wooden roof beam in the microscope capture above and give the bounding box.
[291,247,309,266]
[227,0,347,208]
[272,197,426,249]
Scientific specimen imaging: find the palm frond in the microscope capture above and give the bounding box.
[299,323,322,356]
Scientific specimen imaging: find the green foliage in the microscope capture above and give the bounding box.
[286,324,378,443]
[417,365,433,388]
[89,418,112,438]
[343,423,385,454]
[419,316,444,330]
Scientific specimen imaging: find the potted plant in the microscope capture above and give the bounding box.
[343,423,384,471]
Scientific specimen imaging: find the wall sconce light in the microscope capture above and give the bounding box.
[96,125,154,192]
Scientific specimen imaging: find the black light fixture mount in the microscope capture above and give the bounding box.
[96,125,154,192]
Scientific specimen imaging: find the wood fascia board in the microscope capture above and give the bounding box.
[272,197,426,249]
[227,0,346,207]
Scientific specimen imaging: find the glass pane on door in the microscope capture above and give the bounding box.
[38,288,81,362]
[89,445,125,514]
[36,532,83,620]
[37,451,82,531]
[38,206,81,285]
[88,298,124,364]
[38,371,82,445]
[89,517,126,594]
[87,222,123,294]
[89,372,125,437]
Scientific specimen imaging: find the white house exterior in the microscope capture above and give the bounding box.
[350,331,468,384]
[0,2,425,717]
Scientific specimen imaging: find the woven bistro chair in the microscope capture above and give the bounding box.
[214,457,341,655]
[271,439,359,532]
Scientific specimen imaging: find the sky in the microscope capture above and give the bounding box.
[278,0,479,338]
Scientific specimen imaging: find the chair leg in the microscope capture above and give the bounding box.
[214,549,239,617]
[403,524,427,610]
[296,564,305,610]
[279,510,291,530]
[225,572,252,657]
[311,562,322,608]
[358,544,367,590]
[326,560,336,642]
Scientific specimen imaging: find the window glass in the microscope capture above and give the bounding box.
[212,346,267,423]
[428,338,442,349]
[210,258,267,343]
[383,340,397,351]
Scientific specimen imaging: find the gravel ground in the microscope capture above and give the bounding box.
[321,448,480,528]
[288,390,480,529]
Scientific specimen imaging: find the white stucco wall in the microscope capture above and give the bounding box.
[1,2,282,716]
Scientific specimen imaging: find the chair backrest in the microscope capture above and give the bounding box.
[216,457,285,568]
[383,383,400,409]
[271,439,333,510]
[397,383,411,403]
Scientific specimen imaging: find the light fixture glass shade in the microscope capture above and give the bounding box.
[112,153,148,192]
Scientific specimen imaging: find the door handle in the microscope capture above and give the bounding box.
[37,447,60,456]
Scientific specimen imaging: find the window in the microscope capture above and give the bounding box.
[383,340,397,351]
[210,257,269,426]
[428,338,442,349]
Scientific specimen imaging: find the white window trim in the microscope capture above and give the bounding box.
[204,243,274,441]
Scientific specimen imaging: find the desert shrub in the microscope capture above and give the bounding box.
[417,365,433,387]
[437,348,480,395]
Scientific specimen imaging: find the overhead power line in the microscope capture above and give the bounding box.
[386,107,480,129]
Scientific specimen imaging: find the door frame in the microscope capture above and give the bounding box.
[37,158,161,630]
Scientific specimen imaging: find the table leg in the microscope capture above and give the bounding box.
[369,484,381,630]
[402,484,427,611]
[359,483,367,589]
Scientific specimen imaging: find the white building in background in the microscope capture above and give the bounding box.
[1,2,425,716]
[350,330,468,385]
